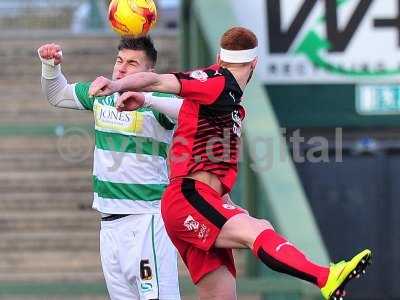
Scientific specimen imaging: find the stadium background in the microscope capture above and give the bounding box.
[0,0,398,299]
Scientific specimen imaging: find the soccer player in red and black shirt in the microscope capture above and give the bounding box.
[89,27,372,300]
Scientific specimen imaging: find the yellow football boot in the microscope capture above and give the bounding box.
[321,249,372,300]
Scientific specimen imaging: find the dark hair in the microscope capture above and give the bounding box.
[118,36,157,66]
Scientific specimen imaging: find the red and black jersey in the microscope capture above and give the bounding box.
[169,64,245,193]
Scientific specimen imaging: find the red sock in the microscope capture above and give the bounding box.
[252,229,329,288]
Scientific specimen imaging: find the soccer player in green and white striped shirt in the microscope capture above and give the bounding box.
[38,37,182,300]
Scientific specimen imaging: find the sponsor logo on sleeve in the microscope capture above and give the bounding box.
[190,70,209,82]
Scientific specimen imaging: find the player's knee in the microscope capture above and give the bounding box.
[247,218,274,235]
[256,219,274,231]
[243,218,274,248]
[239,216,274,247]
[218,214,274,248]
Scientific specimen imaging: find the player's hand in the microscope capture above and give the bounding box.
[37,43,63,65]
[89,76,120,97]
[116,92,145,112]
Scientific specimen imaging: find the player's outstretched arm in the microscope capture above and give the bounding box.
[116,91,183,119]
[38,43,84,110]
[89,72,181,97]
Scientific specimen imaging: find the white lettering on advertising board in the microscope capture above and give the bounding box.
[231,0,400,84]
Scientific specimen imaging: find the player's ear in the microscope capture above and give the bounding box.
[147,61,155,72]
[251,57,258,69]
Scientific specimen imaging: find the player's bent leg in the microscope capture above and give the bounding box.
[216,214,329,286]
[197,266,237,300]
[216,214,372,299]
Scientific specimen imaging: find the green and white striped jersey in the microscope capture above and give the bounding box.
[73,82,176,214]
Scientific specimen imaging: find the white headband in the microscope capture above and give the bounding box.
[220,47,258,63]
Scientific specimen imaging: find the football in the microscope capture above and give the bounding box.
[108,0,157,37]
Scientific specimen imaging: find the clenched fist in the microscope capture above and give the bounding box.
[116,92,145,112]
[89,76,121,97]
[38,43,63,65]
